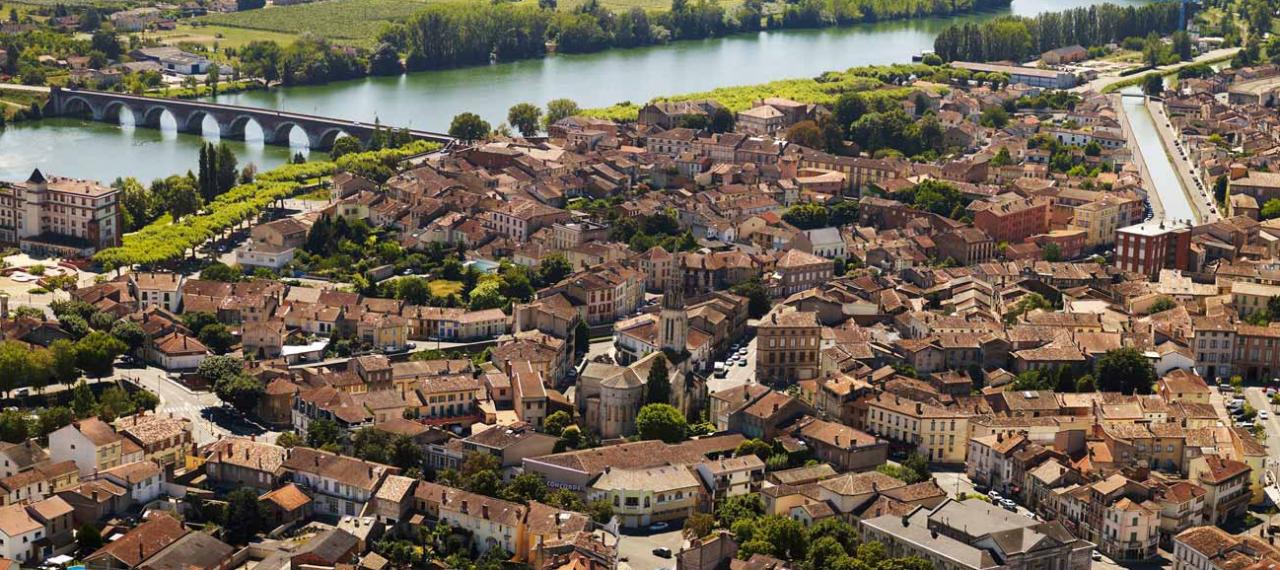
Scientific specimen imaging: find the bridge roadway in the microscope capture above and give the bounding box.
[46,87,456,150]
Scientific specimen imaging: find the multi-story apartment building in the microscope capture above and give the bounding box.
[860,499,1094,570]
[1156,482,1205,549]
[693,455,765,503]
[773,249,834,296]
[1100,498,1159,561]
[862,393,972,464]
[0,169,121,257]
[1115,221,1192,278]
[112,413,193,468]
[1173,526,1280,570]
[588,464,702,528]
[49,418,141,476]
[483,197,570,243]
[1232,324,1280,383]
[971,195,1050,244]
[1190,317,1235,381]
[202,437,287,491]
[796,149,901,192]
[282,447,398,518]
[755,305,822,384]
[1190,455,1250,525]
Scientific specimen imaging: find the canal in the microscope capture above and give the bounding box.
[0,0,1145,182]
[1119,88,1199,224]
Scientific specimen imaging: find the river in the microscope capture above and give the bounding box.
[0,0,1145,182]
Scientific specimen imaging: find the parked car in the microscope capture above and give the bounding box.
[1091,552,1103,562]
[650,522,670,532]
[653,547,672,558]
[999,498,1017,511]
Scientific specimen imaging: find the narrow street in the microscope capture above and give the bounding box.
[1244,387,1279,490]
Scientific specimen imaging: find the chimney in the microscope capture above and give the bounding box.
[482,504,490,519]
[901,514,910,527]
[835,435,840,447]
[916,403,923,414]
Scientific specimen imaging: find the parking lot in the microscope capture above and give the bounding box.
[617,524,685,570]
[707,336,758,395]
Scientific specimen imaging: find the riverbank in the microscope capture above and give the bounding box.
[0,0,1151,182]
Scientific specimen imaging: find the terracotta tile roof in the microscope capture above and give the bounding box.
[282,447,398,492]
[205,437,287,474]
[526,434,745,477]
[86,512,187,568]
[100,460,162,485]
[259,482,311,512]
[1199,454,1250,484]
[0,504,40,536]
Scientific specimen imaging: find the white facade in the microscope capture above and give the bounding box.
[48,425,106,476]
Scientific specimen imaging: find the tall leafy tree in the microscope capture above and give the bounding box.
[645,356,670,405]
[507,103,543,137]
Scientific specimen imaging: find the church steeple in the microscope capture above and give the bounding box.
[659,253,688,354]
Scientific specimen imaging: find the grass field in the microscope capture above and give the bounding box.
[196,0,719,47]
[199,0,460,46]
[428,279,463,297]
[0,88,48,121]
[153,24,302,49]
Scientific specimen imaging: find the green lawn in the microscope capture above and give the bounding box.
[428,279,463,297]
[154,24,303,49]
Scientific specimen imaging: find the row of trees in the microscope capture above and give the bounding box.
[234,34,367,86]
[0,302,138,396]
[384,0,1009,73]
[0,381,156,444]
[932,2,1184,62]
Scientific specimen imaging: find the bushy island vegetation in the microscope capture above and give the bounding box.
[931,1,1184,62]
[376,0,1014,71]
[191,0,1013,86]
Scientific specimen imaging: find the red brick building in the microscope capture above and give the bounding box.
[970,195,1050,244]
[1115,221,1191,277]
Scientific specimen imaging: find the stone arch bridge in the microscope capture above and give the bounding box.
[47,87,456,150]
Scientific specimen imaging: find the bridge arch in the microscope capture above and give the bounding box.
[177,109,209,135]
[221,115,261,141]
[139,105,172,129]
[59,95,99,120]
[315,128,354,150]
[267,121,307,147]
[100,100,141,125]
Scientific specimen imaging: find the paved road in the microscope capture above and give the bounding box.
[0,83,51,93]
[1245,387,1279,487]
[1146,99,1219,224]
[1072,48,1240,93]
[115,363,279,445]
